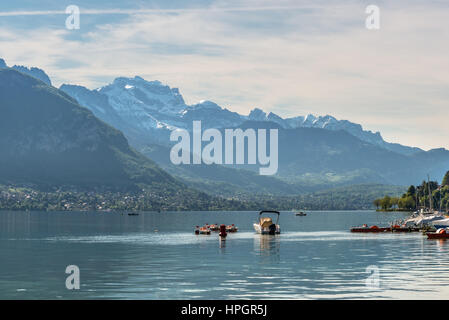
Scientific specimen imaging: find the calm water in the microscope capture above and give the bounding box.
[1,210,449,300]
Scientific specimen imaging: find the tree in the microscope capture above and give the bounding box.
[398,196,415,210]
[442,171,449,187]
[391,197,399,209]
[380,195,392,210]
[407,185,416,196]
[373,199,381,209]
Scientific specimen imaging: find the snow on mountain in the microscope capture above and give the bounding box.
[192,100,222,110]
[62,77,185,137]
[246,109,422,154]
[181,101,244,129]
[0,57,428,155]
[59,74,422,155]
[100,77,186,116]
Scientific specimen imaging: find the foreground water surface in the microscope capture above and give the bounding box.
[1,210,449,299]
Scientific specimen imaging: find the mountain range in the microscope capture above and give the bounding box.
[57,67,449,190]
[60,75,422,156]
[1,58,448,199]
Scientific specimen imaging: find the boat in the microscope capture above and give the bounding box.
[199,226,211,235]
[390,224,419,232]
[403,213,445,228]
[350,224,391,233]
[426,228,449,239]
[253,210,281,235]
[127,212,139,216]
[295,211,306,216]
[209,224,220,232]
[391,224,409,232]
[432,217,449,229]
[194,225,211,235]
[226,224,238,233]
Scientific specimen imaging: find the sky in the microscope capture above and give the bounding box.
[0,0,448,150]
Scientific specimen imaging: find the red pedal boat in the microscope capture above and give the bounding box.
[226,224,238,233]
[427,228,449,239]
[209,224,220,232]
[350,224,391,233]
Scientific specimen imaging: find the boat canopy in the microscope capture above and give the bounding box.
[259,210,280,215]
[258,210,280,225]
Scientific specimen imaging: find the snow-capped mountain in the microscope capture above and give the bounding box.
[61,77,248,146]
[0,57,428,155]
[100,77,186,116]
[247,109,422,155]
[181,100,244,129]
[4,58,449,189]
[61,79,177,146]
[60,75,423,155]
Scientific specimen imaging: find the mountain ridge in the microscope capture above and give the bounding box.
[4,58,448,195]
[0,57,430,155]
[59,74,426,156]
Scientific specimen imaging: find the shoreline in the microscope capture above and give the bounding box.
[0,208,386,214]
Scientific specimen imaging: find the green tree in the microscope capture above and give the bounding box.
[442,171,449,187]
[373,198,381,209]
[407,185,416,196]
[390,197,399,209]
[398,196,415,210]
[380,195,392,210]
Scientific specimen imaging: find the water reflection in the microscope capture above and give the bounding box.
[434,238,449,251]
[254,235,280,258]
[219,237,226,249]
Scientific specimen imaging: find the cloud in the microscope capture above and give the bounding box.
[0,4,331,16]
[0,0,448,150]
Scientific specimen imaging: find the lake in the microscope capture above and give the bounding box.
[1,210,449,299]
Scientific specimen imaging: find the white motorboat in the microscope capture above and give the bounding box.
[404,213,446,228]
[253,210,281,235]
[432,217,449,229]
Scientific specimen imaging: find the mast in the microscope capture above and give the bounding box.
[428,174,433,211]
[415,191,418,210]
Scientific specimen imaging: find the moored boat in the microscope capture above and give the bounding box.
[295,211,306,216]
[226,224,238,233]
[194,225,211,235]
[199,226,211,235]
[209,224,220,232]
[390,224,420,232]
[403,213,446,228]
[432,218,449,229]
[427,228,449,239]
[350,224,391,233]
